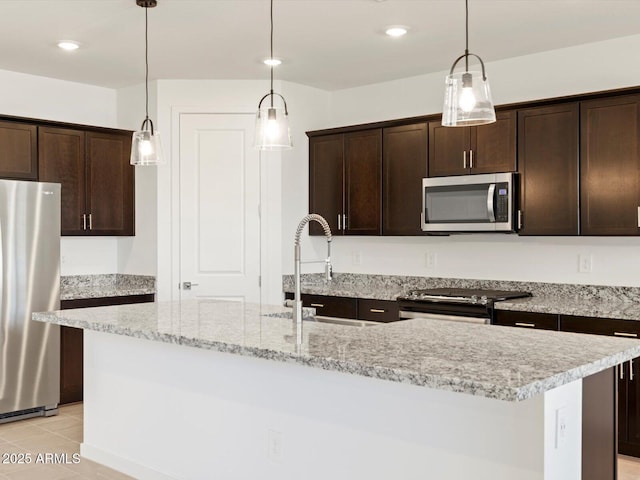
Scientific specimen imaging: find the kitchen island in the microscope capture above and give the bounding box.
[34,299,640,480]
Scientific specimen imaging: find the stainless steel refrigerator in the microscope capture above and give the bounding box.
[0,179,60,423]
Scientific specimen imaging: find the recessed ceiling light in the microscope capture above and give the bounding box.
[58,41,80,51]
[264,58,282,66]
[385,26,408,37]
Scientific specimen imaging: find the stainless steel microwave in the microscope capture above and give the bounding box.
[421,173,516,232]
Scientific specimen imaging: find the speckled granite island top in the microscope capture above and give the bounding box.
[34,299,640,402]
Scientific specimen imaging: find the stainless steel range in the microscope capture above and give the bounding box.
[396,288,532,324]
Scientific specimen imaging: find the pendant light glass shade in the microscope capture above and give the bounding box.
[441,0,496,127]
[130,0,164,166]
[131,119,163,165]
[254,0,293,150]
[442,70,495,126]
[255,103,292,151]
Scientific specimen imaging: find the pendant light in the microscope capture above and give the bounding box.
[254,0,292,150]
[130,0,164,166]
[442,0,496,127]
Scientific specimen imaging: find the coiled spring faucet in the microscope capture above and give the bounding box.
[293,214,333,325]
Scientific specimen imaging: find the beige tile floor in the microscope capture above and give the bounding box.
[0,403,132,480]
[2,405,640,479]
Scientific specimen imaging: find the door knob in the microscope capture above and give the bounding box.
[182,281,199,290]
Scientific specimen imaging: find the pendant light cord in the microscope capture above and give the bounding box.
[464,0,469,72]
[145,6,150,122]
[269,0,274,106]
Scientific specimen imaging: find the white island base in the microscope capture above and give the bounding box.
[81,330,583,480]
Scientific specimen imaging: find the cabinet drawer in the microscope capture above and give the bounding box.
[560,315,640,338]
[493,310,559,331]
[357,299,399,323]
[301,294,357,319]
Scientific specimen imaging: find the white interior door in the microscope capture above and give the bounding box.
[179,113,261,302]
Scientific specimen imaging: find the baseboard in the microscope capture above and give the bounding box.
[80,443,178,480]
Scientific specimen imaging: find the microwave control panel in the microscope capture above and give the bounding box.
[496,183,509,222]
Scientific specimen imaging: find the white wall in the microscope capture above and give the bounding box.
[292,34,640,287]
[116,83,158,276]
[279,81,331,277]
[0,69,120,275]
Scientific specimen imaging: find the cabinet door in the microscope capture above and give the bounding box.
[518,103,579,235]
[309,134,343,235]
[38,127,86,235]
[357,299,399,322]
[493,310,559,330]
[60,326,83,405]
[344,129,382,235]
[428,122,470,177]
[581,95,640,235]
[0,121,37,180]
[624,358,640,456]
[301,294,357,319]
[85,132,135,235]
[383,123,427,235]
[471,110,516,174]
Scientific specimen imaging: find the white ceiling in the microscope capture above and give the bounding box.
[1,0,639,91]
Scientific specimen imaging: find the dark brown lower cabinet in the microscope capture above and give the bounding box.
[357,298,399,322]
[560,314,640,461]
[59,294,154,405]
[493,310,559,330]
[582,367,617,480]
[283,293,399,322]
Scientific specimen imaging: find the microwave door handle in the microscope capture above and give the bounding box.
[487,184,496,222]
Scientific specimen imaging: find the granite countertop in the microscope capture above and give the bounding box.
[61,274,156,301]
[33,299,640,402]
[284,273,640,321]
[494,296,640,321]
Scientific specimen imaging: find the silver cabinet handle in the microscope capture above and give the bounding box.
[637,206,640,228]
[370,309,386,313]
[82,214,87,230]
[310,303,324,308]
[621,364,625,380]
[88,213,93,230]
[343,214,347,230]
[463,150,467,169]
[614,332,638,338]
[470,149,474,169]
[337,214,341,231]
[515,322,536,328]
[631,360,635,381]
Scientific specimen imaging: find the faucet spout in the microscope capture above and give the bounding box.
[293,214,333,325]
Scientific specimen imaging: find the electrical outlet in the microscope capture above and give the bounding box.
[267,430,282,462]
[578,254,592,273]
[555,407,568,449]
[425,252,437,270]
[352,251,362,266]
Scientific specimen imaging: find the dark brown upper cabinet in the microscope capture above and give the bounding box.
[85,131,135,235]
[383,123,427,235]
[428,110,516,177]
[309,130,382,236]
[309,133,344,236]
[581,95,640,235]
[517,103,579,235]
[39,127,135,236]
[0,121,38,181]
[38,127,87,235]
